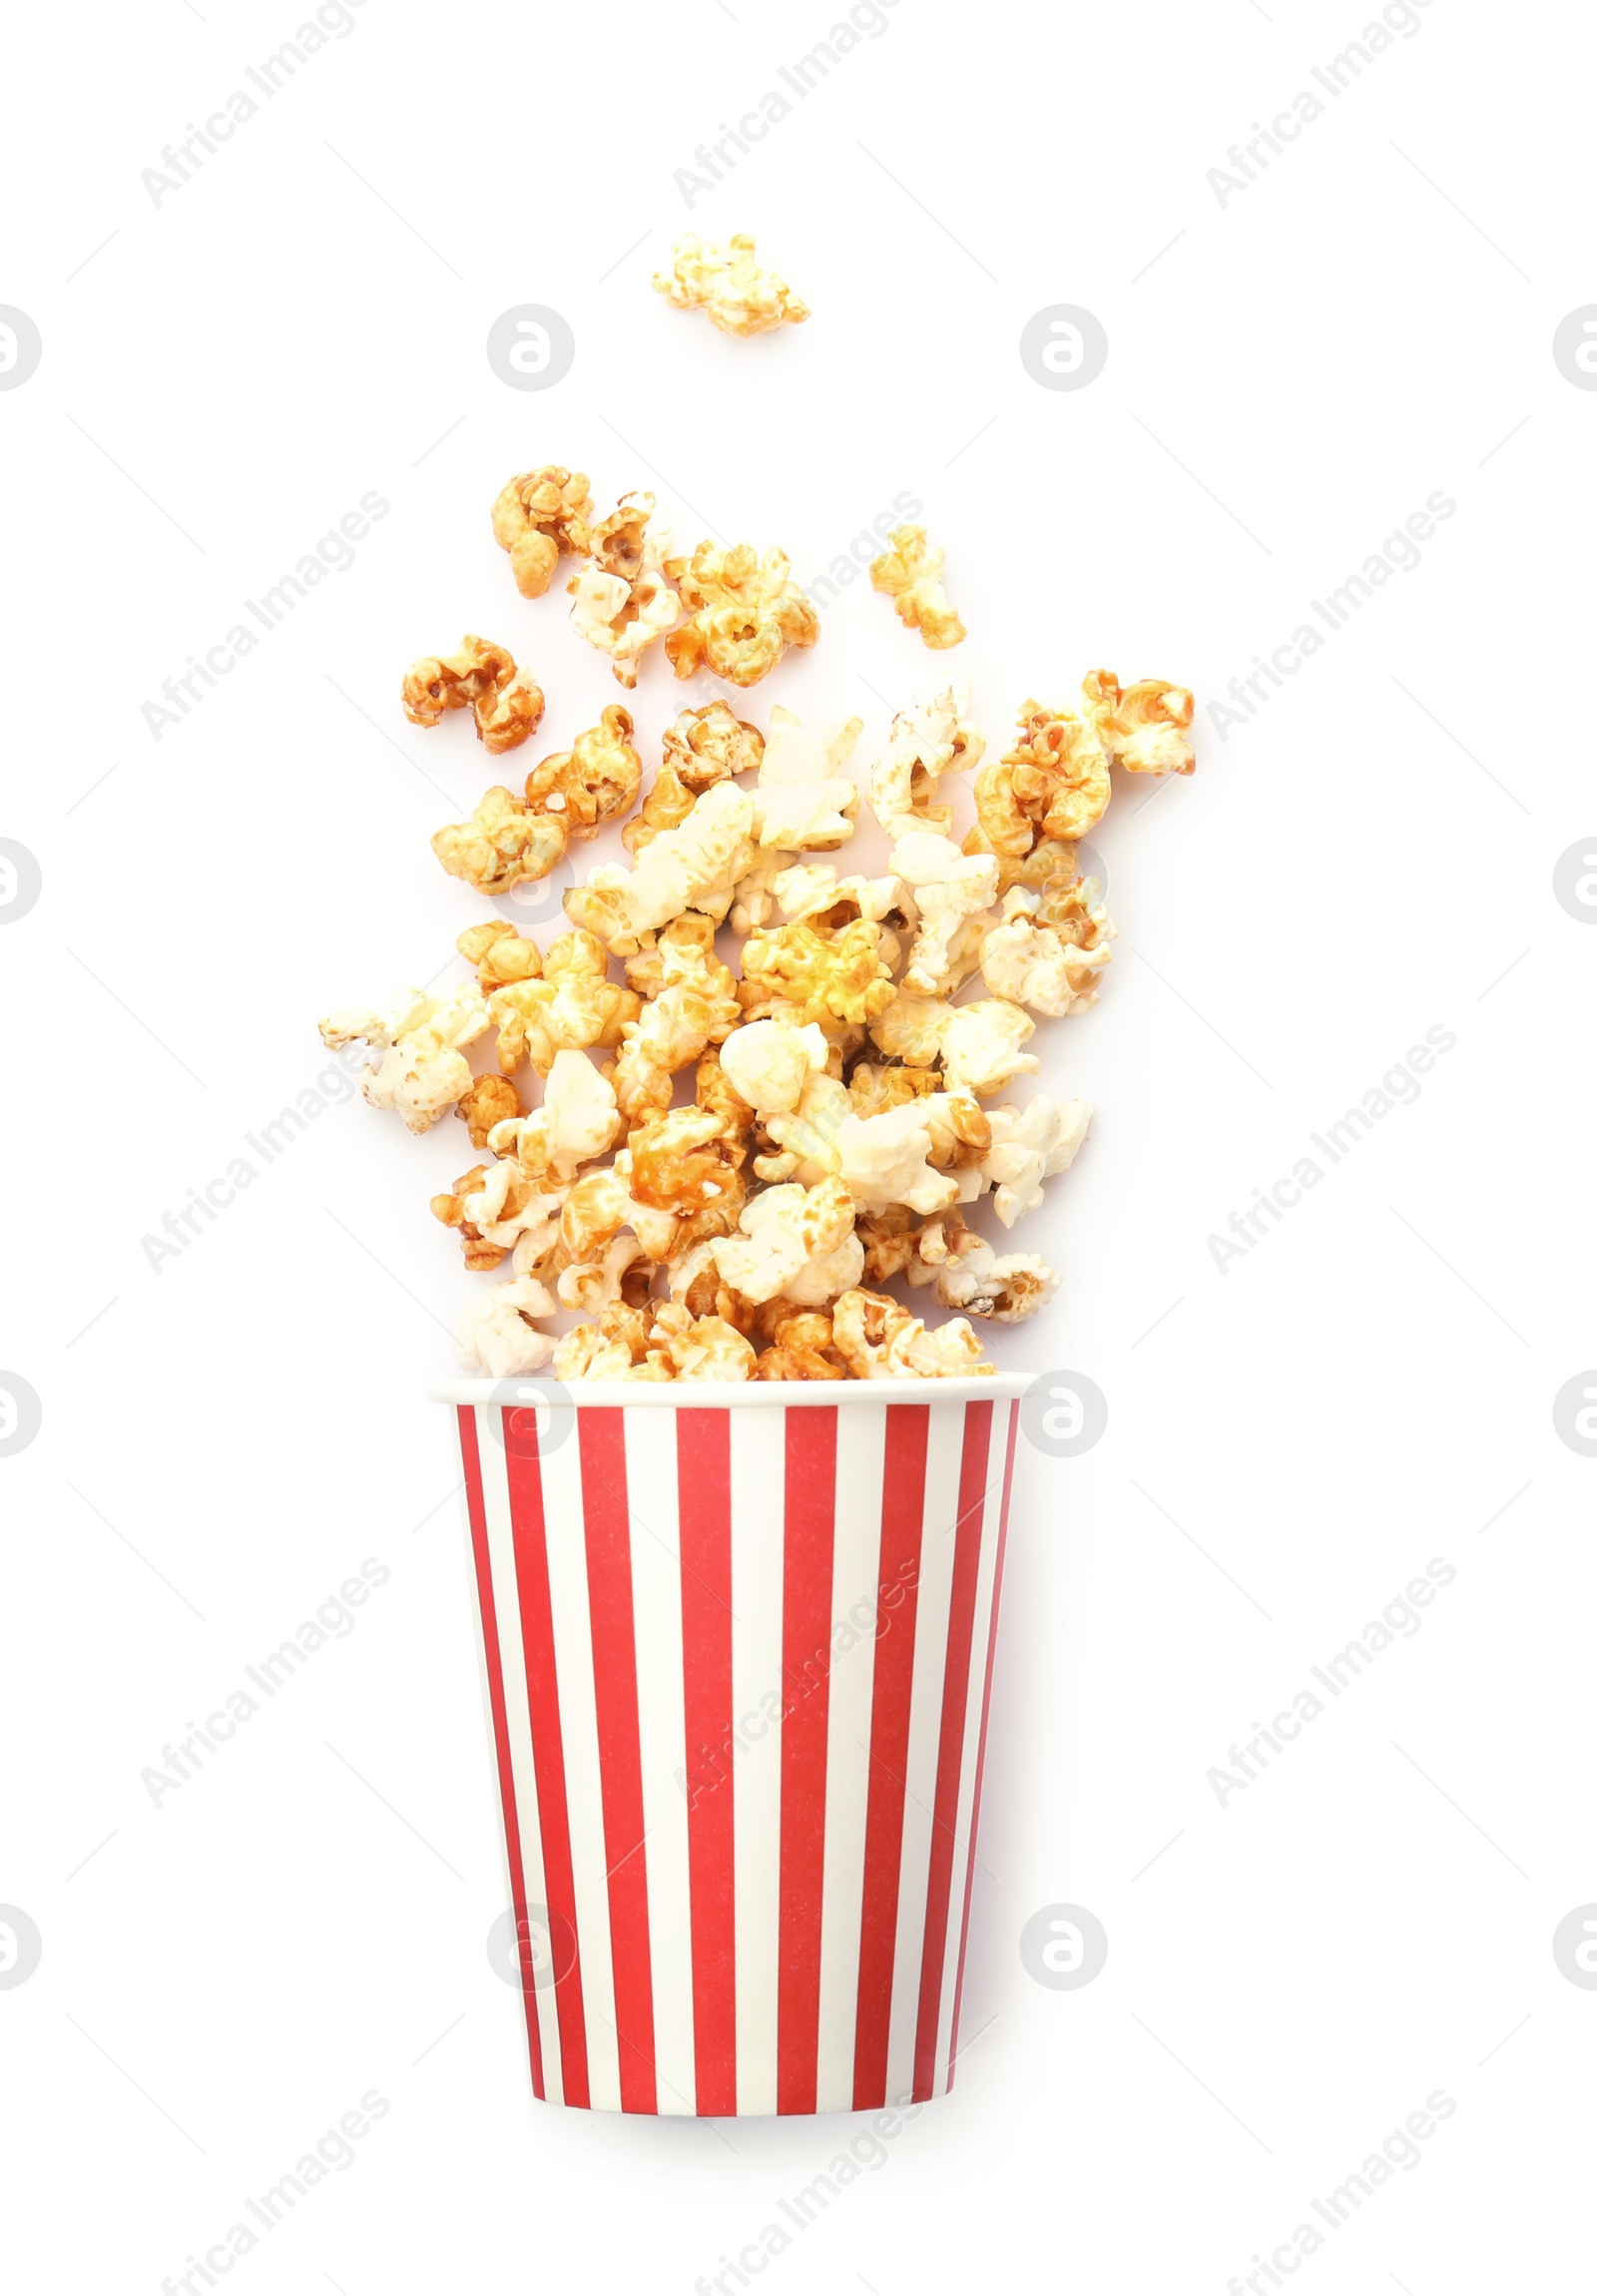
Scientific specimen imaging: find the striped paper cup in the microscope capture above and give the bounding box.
[436,1375,1027,2117]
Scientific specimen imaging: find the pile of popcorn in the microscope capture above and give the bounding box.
[319,448,1196,1384]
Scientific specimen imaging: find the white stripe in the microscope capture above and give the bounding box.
[812,1398,887,2112]
[622,1408,697,2117]
[729,1402,788,2116]
[933,1399,1008,2093]
[881,1398,966,2105]
[474,1412,564,2103]
[537,1413,622,2111]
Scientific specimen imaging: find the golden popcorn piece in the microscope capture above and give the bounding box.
[648,1301,758,1382]
[664,542,818,687]
[565,782,757,956]
[524,705,645,843]
[318,985,492,1134]
[652,233,809,339]
[453,1274,558,1377]
[567,491,680,688]
[752,1304,849,1382]
[867,679,984,838]
[868,526,965,651]
[491,466,593,599]
[738,917,897,1030]
[624,701,764,858]
[967,698,1111,871]
[431,1156,568,1274]
[401,635,544,756]
[455,1071,522,1150]
[979,879,1116,1018]
[457,918,545,988]
[1083,669,1196,777]
[610,926,741,1124]
[487,930,640,1077]
[431,787,569,897]
[629,1105,747,1216]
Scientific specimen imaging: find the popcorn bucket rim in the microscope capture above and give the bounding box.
[432,1373,1034,1409]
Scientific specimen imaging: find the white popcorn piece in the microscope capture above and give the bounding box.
[890,830,999,996]
[718,1017,829,1114]
[565,781,756,954]
[711,1176,863,1306]
[916,1222,1060,1321]
[454,1274,557,1377]
[317,985,491,1134]
[567,492,679,687]
[937,999,1040,1097]
[885,1316,990,1378]
[748,706,862,852]
[868,679,984,838]
[979,1094,1092,1225]
[461,1164,568,1258]
[979,883,1116,1017]
[835,1103,959,1216]
[487,1048,621,1182]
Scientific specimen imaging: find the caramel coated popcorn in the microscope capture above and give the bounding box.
[401,636,543,756]
[869,526,965,650]
[652,234,809,338]
[665,542,818,686]
[325,453,1200,1378]
[492,467,593,599]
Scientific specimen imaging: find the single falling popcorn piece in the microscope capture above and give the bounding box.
[567,491,679,687]
[1083,669,1196,776]
[454,1274,558,1377]
[978,1094,1093,1226]
[868,679,984,838]
[664,543,819,686]
[401,635,544,756]
[978,878,1116,1017]
[317,984,492,1133]
[491,466,594,598]
[869,525,966,650]
[652,233,810,338]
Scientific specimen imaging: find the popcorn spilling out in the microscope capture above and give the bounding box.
[323,452,1198,1378]
[401,636,543,756]
[869,526,966,650]
[652,234,809,338]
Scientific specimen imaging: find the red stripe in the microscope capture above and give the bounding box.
[577,1411,658,2114]
[776,1405,838,2115]
[504,1423,592,2108]
[676,1409,738,2115]
[910,1400,994,2098]
[851,1404,930,2109]
[945,1397,1019,2091]
[457,1410,546,2100]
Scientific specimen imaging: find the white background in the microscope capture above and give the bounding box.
[2,0,1592,2288]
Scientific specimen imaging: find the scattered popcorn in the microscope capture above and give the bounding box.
[1083,670,1196,776]
[454,1274,558,1378]
[665,544,818,686]
[652,233,809,338]
[326,470,1198,1379]
[568,492,679,687]
[869,526,965,650]
[868,680,984,837]
[979,879,1115,1016]
[401,636,543,756]
[318,985,491,1133]
[491,467,593,598]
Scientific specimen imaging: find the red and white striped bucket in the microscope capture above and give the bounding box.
[436,1376,1027,2116]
